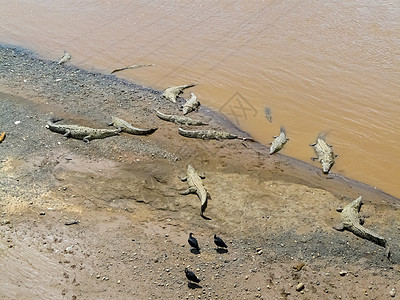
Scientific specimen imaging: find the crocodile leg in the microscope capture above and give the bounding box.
[180,187,197,195]
[63,129,71,138]
[332,223,345,231]
[199,173,205,179]
[179,176,187,182]
[83,135,91,143]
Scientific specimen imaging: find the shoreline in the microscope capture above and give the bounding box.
[2,43,396,202]
[0,44,399,298]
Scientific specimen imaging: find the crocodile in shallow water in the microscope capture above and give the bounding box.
[162,84,196,103]
[182,93,200,115]
[108,116,157,135]
[111,63,155,74]
[264,107,272,123]
[155,110,208,126]
[178,128,253,141]
[46,118,120,143]
[180,165,210,219]
[269,125,288,154]
[310,134,337,173]
[333,196,391,259]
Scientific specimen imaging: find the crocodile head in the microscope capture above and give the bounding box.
[321,160,334,173]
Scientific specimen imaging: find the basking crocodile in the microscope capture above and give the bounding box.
[156,110,208,126]
[111,63,155,74]
[180,165,210,219]
[58,50,71,65]
[269,126,288,154]
[46,118,120,143]
[333,196,390,259]
[183,93,200,115]
[108,116,157,135]
[162,84,196,103]
[310,134,337,173]
[178,128,253,141]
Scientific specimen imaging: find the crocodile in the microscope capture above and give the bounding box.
[58,50,71,65]
[108,116,157,135]
[182,93,200,115]
[178,127,253,141]
[111,63,155,74]
[333,196,391,259]
[180,165,210,219]
[162,84,196,103]
[155,110,208,126]
[269,126,288,154]
[310,134,337,173]
[264,107,272,123]
[46,118,120,143]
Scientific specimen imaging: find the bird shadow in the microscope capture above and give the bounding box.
[201,214,212,220]
[190,248,201,255]
[215,248,228,254]
[188,282,202,289]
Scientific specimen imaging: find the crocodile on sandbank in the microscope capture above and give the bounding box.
[178,128,253,141]
[155,110,208,126]
[162,84,196,103]
[180,165,210,219]
[108,116,157,135]
[333,196,391,259]
[58,50,71,65]
[46,118,120,143]
[269,125,288,154]
[182,93,200,115]
[310,134,337,173]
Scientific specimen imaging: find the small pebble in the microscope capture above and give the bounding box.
[389,289,396,297]
[339,270,348,276]
[296,283,305,292]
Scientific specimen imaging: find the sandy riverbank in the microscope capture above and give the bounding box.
[0,45,399,299]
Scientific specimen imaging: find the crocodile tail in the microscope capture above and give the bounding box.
[317,132,327,140]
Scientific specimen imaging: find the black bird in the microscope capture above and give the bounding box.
[214,234,228,248]
[185,268,201,283]
[188,233,200,251]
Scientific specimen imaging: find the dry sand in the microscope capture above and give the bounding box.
[0,45,399,299]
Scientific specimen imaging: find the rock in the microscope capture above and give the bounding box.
[339,270,348,276]
[389,289,396,297]
[296,283,305,292]
[293,262,305,271]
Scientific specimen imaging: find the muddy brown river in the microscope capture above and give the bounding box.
[1,0,399,198]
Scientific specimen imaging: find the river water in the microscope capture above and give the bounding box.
[1,0,399,198]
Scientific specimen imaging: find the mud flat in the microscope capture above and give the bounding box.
[0,44,399,299]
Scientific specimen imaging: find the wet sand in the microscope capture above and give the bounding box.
[0,45,399,299]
